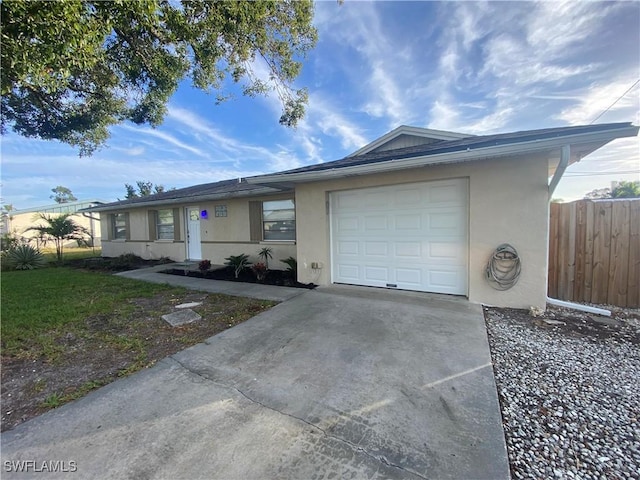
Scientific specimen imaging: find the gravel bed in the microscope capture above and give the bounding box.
[484,305,640,479]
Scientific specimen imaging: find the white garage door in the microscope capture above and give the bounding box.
[330,179,468,295]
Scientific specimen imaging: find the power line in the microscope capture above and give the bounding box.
[589,78,640,124]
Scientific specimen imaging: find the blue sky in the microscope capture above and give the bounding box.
[2,0,639,210]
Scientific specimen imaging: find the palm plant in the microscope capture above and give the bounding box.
[4,244,47,270]
[257,247,273,269]
[224,253,250,279]
[26,214,87,263]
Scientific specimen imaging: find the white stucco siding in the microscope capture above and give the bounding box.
[295,154,550,309]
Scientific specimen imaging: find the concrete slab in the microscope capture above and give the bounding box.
[1,285,509,479]
[174,301,203,309]
[162,309,202,326]
[115,265,306,302]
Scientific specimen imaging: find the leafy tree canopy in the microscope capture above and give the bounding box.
[50,185,77,203]
[124,181,166,199]
[584,180,640,200]
[1,0,317,155]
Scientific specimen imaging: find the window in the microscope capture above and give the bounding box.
[262,200,295,241]
[215,205,227,217]
[156,209,174,240]
[113,213,127,240]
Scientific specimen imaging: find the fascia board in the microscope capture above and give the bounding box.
[83,187,287,213]
[249,126,639,185]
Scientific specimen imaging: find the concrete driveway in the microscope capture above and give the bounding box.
[1,285,509,479]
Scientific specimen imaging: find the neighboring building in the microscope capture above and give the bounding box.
[86,122,639,309]
[6,200,104,248]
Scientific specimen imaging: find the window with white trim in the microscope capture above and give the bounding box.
[262,200,295,241]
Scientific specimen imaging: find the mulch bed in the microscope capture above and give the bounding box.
[161,266,316,289]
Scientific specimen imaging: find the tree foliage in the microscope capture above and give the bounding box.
[1,0,317,155]
[26,213,87,262]
[124,181,166,199]
[50,185,77,203]
[584,181,640,200]
[611,180,640,199]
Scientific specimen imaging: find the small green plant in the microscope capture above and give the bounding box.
[224,253,250,279]
[5,244,47,270]
[280,256,297,281]
[257,247,273,269]
[41,393,62,409]
[198,259,212,272]
[251,262,268,282]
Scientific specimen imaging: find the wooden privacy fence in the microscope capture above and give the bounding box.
[548,199,640,308]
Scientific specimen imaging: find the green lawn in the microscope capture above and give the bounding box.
[1,267,183,357]
[41,247,102,264]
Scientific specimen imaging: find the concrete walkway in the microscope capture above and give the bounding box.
[116,265,306,302]
[1,283,509,479]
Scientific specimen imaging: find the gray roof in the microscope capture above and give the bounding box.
[259,122,636,177]
[86,179,289,212]
[87,122,638,212]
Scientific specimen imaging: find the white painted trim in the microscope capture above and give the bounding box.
[348,125,472,157]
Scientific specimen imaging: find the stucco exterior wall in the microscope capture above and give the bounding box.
[99,195,296,267]
[295,154,550,309]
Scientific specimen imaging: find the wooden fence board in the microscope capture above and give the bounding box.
[574,200,587,301]
[607,201,630,306]
[548,199,639,308]
[628,201,640,308]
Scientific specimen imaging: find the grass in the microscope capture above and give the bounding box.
[40,247,101,264]
[1,267,184,359]
[1,266,276,431]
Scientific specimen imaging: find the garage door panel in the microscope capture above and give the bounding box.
[338,264,360,281]
[337,216,359,232]
[331,179,468,295]
[395,214,422,230]
[394,242,422,258]
[364,241,388,256]
[396,268,422,286]
[364,266,389,283]
[364,215,388,231]
[395,188,422,206]
[428,242,464,260]
[337,241,359,255]
[428,211,463,231]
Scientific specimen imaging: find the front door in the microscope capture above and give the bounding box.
[186,207,202,260]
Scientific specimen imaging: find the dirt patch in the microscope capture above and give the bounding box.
[484,303,640,345]
[1,291,274,432]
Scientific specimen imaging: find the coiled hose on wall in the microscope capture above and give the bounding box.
[486,243,521,290]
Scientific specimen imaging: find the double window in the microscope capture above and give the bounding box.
[262,200,295,241]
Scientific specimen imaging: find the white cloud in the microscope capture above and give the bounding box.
[557,78,640,125]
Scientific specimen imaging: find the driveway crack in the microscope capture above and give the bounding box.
[168,356,427,480]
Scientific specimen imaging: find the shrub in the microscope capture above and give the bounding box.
[224,254,250,279]
[280,256,297,280]
[1,234,19,252]
[108,253,143,270]
[5,244,47,270]
[251,262,267,282]
[198,259,212,272]
[257,247,273,269]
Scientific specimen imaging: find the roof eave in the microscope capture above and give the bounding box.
[248,125,639,185]
[83,186,291,212]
